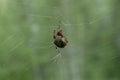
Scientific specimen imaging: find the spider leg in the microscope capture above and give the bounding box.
[55,46,57,49]
[53,30,56,39]
[57,25,62,32]
[53,35,56,39]
[55,46,60,53]
[57,48,60,53]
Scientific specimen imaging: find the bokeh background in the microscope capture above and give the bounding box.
[0,0,120,80]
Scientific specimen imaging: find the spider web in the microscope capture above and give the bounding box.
[1,1,120,80]
[1,1,112,58]
[1,0,117,64]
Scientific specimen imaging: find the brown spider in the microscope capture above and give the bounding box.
[53,25,68,48]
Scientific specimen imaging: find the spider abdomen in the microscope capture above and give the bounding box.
[54,37,66,48]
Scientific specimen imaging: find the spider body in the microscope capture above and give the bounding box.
[53,26,68,48]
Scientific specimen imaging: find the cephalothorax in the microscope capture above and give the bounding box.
[53,25,68,48]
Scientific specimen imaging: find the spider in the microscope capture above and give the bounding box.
[53,25,68,49]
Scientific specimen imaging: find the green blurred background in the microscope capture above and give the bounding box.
[0,0,120,80]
